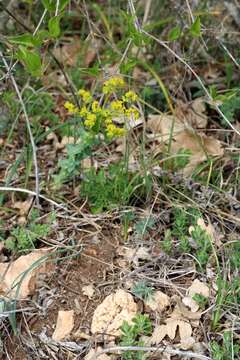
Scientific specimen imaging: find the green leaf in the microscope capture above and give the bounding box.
[189,16,201,37]
[42,0,69,12]
[59,0,69,11]
[48,15,61,38]
[8,33,41,47]
[16,46,42,77]
[168,25,181,41]
[42,0,54,11]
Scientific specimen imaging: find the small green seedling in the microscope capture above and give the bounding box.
[120,314,152,360]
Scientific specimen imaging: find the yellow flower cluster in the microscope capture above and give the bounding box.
[122,90,138,102]
[78,89,92,103]
[64,101,78,114]
[103,76,125,94]
[106,124,126,138]
[64,77,140,138]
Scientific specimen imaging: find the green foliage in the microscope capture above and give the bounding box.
[190,225,212,268]
[192,293,208,309]
[211,332,240,360]
[122,211,135,240]
[48,15,62,38]
[54,129,96,188]
[168,25,181,41]
[173,148,192,170]
[42,0,69,12]
[179,235,191,253]
[134,216,155,236]
[132,281,154,301]
[81,163,149,213]
[16,46,42,77]
[120,314,152,360]
[5,210,51,252]
[189,16,201,37]
[219,91,240,126]
[162,229,172,254]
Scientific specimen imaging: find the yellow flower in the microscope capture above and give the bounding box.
[106,124,126,138]
[101,109,111,118]
[122,91,138,102]
[104,117,113,125]
[110,100,125,112]
[103,76,125,94]
[79,106,88,117]
[78,89,92,103]
[84,112,97,128]
[91,101,102,113]
[125,107,140,120]
[64,101,77,114]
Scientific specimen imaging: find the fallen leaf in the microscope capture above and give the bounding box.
[188,279,210,299]
[52,310,74,341]
[53,37,81,67]
[145,290,170,312]
[151,319,192,344]
[85,347,113,360]
[147,113,223,175]
[196,218,222,247]
[91,289,137,339]
[183,279,210,312]
[117,246,151,266]
[82,285,95,299]
[0,249,51,299]
[175,98,208,128]
[13,199,32,216]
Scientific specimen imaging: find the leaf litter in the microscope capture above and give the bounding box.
[0,249,52,299]
[147,100,224,175]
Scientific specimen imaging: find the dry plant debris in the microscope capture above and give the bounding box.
[183,279,210,313]
[0,249,51,299]
[82,284,95,299]
[91,289,137,339]
[147,110,223,175]
[85,347,113,360]
[52,310,75,341]
[145,290,170,312]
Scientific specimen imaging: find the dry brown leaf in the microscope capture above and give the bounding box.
[117,246,151,266]
[151,319,192,345]
[85,347,113,360]
[147,113,223,175]
[0,249,50,299]
[179,336,196,350]
[145,290,170,312]
[183,279,210,313]
[82,285,95,299]
[53,38,81,67]
[188,279,210,299]
[91,289,137,339]
[196,218,222,247]
[13,199,32,216]
[52,310,74,341]
[175,99,208,128]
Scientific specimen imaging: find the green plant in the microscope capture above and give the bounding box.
[122,211,135,240]
[211,331,240,360]
[81,163,149,213]
[162,229,172,254]
[173,148,192,171]
[120,314,152,360]
[132,281,154,301]
[192,293,208,309]
[134,216,156,236]
[190,225,212,268]
[5,210,51,252]
[179,235,191,253]
[53,128,96,188]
